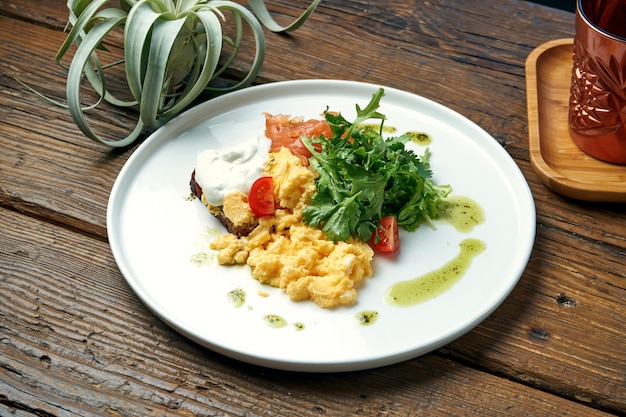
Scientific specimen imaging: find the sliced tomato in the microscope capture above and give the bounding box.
[264,113,332,160]
[370,216,400,253]
[249,176,275,217]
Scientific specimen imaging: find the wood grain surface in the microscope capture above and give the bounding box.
[1,0,625,416]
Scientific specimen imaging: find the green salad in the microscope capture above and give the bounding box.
[302,88,452,245]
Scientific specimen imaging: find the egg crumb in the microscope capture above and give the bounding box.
[209,147,374,308]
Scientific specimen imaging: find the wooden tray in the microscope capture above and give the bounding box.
[525,38,626,202]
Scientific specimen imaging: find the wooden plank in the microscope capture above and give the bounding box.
[1,0,625,414]
[0,207,613,417]
[0,0,69,28]
[0,14,133,239]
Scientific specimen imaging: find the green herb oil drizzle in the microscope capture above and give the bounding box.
[227,289,246,308]
[385,239,486,307]
[263,314,288,328]
[356,311,379,326]
[408,131,431,145]
[438,196,485,233]
[190,252,212,266]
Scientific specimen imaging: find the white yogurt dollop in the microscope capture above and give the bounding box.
[194,135,271,206]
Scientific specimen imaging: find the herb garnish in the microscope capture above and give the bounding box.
[302,88,451,242]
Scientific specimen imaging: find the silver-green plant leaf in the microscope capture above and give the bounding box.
[55,0,319,147]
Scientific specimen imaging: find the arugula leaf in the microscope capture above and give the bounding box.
[301,88,451,242]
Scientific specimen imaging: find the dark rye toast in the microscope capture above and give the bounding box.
[190,170,258,237]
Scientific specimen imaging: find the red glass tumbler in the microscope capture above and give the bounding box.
[569,0,626,164]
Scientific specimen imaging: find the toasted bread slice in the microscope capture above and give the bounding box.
[190,170,258,237]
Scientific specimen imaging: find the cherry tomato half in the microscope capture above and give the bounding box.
[249,176,275,217]
[370,216,400,253]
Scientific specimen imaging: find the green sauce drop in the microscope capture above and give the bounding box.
[263,314,288,328]
[385,239,486,307]
[356,311,379,326]
[293,322,305,331]
[190,252,212,266]
[227,289,246,308]
[360,123,397,134]
[408,131,431,145]
[438,196,485,233]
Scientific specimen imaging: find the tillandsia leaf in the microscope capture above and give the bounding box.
[80,9,137,108]
[177,0,205,12]
[69,0,96,18]
[203,1,265,95]
[66,12,145,147]
[207,13,241,80]
[248,0,320,33]
[140,17,187,127]
[58,4,135,109]
[52,0,317,147]
[124,1,163,102]
[57,0,110,62]
[160,10,222,118]
[66,0,133,48]
[119,0,135,14]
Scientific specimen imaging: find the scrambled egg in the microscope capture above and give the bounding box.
[209,147,374,308]
[204,190,256,227]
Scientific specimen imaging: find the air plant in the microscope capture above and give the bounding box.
[55,0,319,147]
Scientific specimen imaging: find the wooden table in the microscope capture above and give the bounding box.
[1,0,625,415]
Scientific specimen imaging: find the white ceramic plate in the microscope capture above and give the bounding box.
[107,80,535,372]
